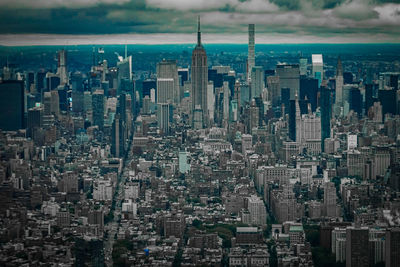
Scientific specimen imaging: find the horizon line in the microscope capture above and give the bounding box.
[0,33,399,47]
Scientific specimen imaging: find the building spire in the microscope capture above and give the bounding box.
[197,16,201,46]
[337,56,343,77]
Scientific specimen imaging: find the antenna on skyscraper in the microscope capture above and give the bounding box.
[197,15,201,46]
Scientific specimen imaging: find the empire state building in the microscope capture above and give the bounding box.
[191,16,208,129]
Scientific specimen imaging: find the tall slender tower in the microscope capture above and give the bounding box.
[191,16,208,129]
[57,49,68,85]
[247,24,255,81]
[334,56,344,117]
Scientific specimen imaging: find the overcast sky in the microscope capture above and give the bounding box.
[0,0,399,45]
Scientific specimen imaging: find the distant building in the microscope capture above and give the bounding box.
[0,80,24,131]
[191,16,208,129]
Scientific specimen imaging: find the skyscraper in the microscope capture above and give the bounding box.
[157,59,179,104]
[92,90,104,130]
[386,228,400,267]
[312,54,323,87]
[57,49,68,85]
[320,86,332,152]
[250,66,264,99]
[346,227,370,267]
[276,64,300,100]
[191,16,208,129]
[248,24,255,81]
[335,57,344,117]
[0,80,24,131]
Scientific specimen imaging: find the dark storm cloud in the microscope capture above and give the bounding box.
[0,0,399,42]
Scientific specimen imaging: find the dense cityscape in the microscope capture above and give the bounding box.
[1,17,400,267]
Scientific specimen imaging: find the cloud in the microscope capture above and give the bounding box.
[333,0,379,21]
[0,0,130,9]
[0,0,399,43]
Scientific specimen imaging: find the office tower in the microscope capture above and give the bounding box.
[378,89,396,118]
[267,76,280,107]
[248,24,255,81]
[157,78,174,104]
[334,58,344,117]
[299,57,307,76]
[117,55,132,95]
[46,73,60,92]
[249,99,259,132]
[178,68,189,86]
[300,77,318,112]
[27,107,41,138]
[72,91,84,113]
[92,90,104,130]
[0,80,24,131]
[223,81,230,126]
[312,54,323,87]
[207,81,215,124]
[288,99,296,141]
[35,70,46,95]
[365,84,375,115]
[349,87,362,116]
[346,227,369,267]
[43,92,52,116]
[157,59,179,104]
[276,64,300,100]
[49,90,59,117]
[142,79,156,98]
[83,91,92,112]
[281,88,291,113]
[57,49,68,85]
[71,72,83,92]
[112,113,125,158]
[295,96,301,143]
[247,195,267,226]
[250,66,264,99]
[25,71,35,92]
[191,16,208,129]
[157,103,172,135]
[386,228,400,267]
[320,86,332,152]
[324,182,337,217]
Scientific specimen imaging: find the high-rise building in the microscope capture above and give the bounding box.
[112,113,125,158]
[312,54,323,87]
[50,90,60,117]
[320,86,332,152]
[117,55,132,95]
[250,66,264,99]
[246,195,267,226]
[157,59,179,104]
[191,16,208,129]
[248,24,255,81]
[346,227,370,267]
[386,228,400,267]
[378,89,397,118]
[300,77,319,112]
[276,64,300,100]
[157,103,172,135]
[0,80,24,131]
[92,90,104,130]
[27,107,41,138]
[157,78,174,104]
[324,182,337,217]
[57,49,68,85]
[335,57,344,117]
[299,57,307,76]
